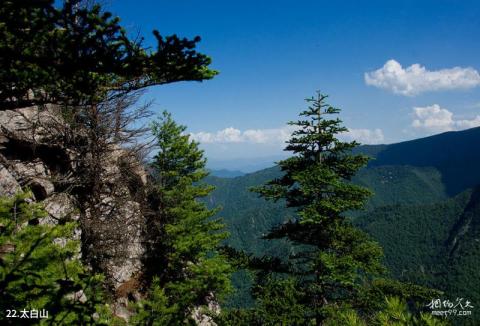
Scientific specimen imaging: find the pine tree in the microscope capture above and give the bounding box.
[133,111,232,324]
[1,0,220,292]
[325,297,448,326]
[0,1,217,110]
[0,192,113,324]
[246,92,435,324]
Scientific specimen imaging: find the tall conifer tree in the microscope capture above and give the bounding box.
[246,92,426,324]
[134,111,231,324]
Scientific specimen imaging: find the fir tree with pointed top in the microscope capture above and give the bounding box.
[133,111,232,324]
[250,92,396,324]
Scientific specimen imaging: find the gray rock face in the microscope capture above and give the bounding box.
[5,160,55,200]
[44,193,78,221]
[0,165,20,196]
[192,294,221,326]
[0,106,148,320]
[1,106,223,324]
[83,196,145,289]
[0,106,65,143]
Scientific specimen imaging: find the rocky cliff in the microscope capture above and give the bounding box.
[0,105,147,319]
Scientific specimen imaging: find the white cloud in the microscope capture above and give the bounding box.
[365,59,480,96]
[216,127,243,142]
[190,126,295,145]
[411,104,454,132]
[411,104,480,132]
[340,128,385,144]
[190,131,214,143]
[456,116,480,129]
[191,125,384,145]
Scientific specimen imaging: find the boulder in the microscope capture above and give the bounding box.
[44,193,78,221]
[0,165,21,196]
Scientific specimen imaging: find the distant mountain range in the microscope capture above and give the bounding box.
[208,169,245,178]
[205,127,480,322]
[358,127,480,196]
[207,155,287,173]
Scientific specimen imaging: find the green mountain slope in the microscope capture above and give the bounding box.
[443,187,480,311]
[206,127,480,321]
[365,127,480,196]
[356,188,480,323]
[353,165,447,210]
[355,190,472,285]
[205,166,292,257]
[208,169,246,178]
[206,164,449,252]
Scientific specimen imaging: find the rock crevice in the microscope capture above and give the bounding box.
[0,106,147,318]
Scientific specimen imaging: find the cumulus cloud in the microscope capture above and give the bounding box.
[190,126,295,145]
[365,59,480,96]
[340,128,385,144]
[456,116,480,129]
[411,104,480,132]
[190,126,384,145]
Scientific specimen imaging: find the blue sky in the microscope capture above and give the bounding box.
[107,0,480,169]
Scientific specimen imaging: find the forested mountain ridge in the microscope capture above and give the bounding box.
[364,126,480,196]
[206,126,480,322]
[208,169,246,178]
[355,186,480,325]
[207,126,480,227]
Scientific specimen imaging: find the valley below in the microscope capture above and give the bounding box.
[205,126,480,322]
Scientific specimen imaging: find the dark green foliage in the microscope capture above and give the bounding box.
[367,127,480,196]
[353,165,447,212]
[205,165,449,309]
[211,93,449,325]
[357,188,480,324]
[208,169,246,178]
[0,0,217,109]
[205,166,293,258]
[0,192,112,324]
[134,111,231,324]
[356,192,471,285]
[226,270,255,308]
[218,277,309,325]
[245,93,389,323]
[204,168,295,308]
[444,187,480,325]
[207,125,480,324]
[324,297,448,326]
